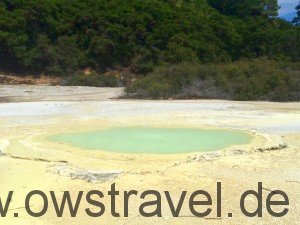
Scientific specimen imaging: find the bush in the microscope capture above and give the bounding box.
[125,59,300,101]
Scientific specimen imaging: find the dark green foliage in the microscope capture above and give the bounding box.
[293,2,300,26]
[126,59,300,101]
[0,0,299,76]
[207,0,279,18]
[0,0,299,101]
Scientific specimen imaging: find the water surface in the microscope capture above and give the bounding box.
[48,127,252,154]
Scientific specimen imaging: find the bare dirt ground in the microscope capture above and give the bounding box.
[0,85,124,102]
[0,85,299,225]
[0,74,62,86]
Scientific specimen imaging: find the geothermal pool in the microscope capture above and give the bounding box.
[48,127,252,154]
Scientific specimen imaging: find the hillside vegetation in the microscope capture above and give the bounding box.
[126,59,300,101]
[0,0,299,100]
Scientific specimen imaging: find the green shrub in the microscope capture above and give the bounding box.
[126,59,300,101]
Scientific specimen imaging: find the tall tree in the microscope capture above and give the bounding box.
[292,1,300,26]
[207,0,279,18]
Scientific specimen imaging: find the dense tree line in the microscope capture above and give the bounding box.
[293,1,300,26]
[0,0,299,77]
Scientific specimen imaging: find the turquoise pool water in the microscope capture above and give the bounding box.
[48,127,252,154]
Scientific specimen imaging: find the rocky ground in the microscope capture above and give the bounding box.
[0,85,299,225]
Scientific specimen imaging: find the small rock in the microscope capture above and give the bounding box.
[186,155,203,163]
[228,149,244,155]
[69,171,120,183]
[202,152,222,161]
[48,164,122,183]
